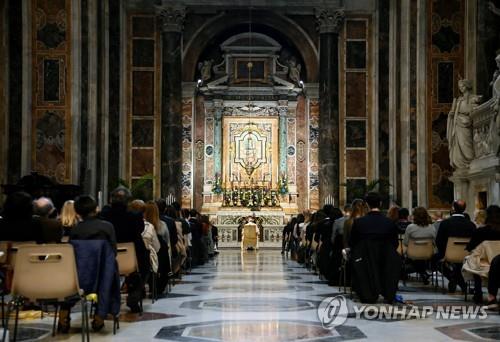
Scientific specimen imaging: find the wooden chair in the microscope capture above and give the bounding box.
[3,244,89,342]
[441,237,470,293]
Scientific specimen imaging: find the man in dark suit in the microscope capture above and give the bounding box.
[63,195,117,332]
[349,192,399,249]
[70,195,116,250]
[436,199,475,293]
[33,197,63,243]
[349,192,400,303]
[99,186,147,313]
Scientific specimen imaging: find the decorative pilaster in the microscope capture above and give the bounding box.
[315,8,344,206]
[213,99,223,178]
[158,6,185,199]
[278,103,288,176]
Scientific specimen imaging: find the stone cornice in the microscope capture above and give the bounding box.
[156,6,186,33]
[315,8,344,34]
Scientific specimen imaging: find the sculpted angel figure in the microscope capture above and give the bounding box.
[198,59,214,82]
[447,79,481,169]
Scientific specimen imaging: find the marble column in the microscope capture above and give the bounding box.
[213,100,223,178]
[400,0,411,209]
[158,6,185,199]
[0,0,7,190]
[278,104,288,176]
[315,8,344,206]
[416,0,428,207]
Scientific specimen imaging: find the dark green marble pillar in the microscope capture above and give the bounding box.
[315,8,344,207]
[158,6,185,200]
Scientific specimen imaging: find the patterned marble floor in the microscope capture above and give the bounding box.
[9,249,500,341]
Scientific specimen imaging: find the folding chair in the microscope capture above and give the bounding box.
[116,243,143,314]
[440,237,470,294]
[406,239,434,285]
[3,244,89,342]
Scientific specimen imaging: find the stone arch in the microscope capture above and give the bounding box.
[183,11,319,83]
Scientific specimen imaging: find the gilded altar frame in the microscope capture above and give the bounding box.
[222,116,279,189]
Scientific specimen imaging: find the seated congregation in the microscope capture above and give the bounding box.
[283,192,500,310]
[0,187,219,338]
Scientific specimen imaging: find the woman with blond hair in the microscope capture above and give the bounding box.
[60,200,79,236]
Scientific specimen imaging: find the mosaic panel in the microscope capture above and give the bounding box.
[132,16,155,38]
[346,150,366,178]
[427,0,464,208]
[346,20,367,39]
[42,59,60,102]
[287,117,296,185]
[345,120,366,148]
[346,41,366,69]
[345,72,366,118]
[128,14,159,197]
[32,0,71,182]
[309,101,320,210]
[132,39,155,67]
[346,178,367,204]
[204,116,215,183]
[182,100,193,208]
[132,71,154,116]
[34,109,66,182]
[131,149,154,176]
[132,119,154,147]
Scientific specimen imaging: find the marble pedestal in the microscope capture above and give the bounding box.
[450,155,500,215]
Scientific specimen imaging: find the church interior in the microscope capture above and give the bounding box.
[1,0,500,340]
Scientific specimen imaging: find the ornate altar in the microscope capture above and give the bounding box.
[213,209,285,248]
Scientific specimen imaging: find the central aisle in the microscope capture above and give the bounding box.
[152,249,344,341]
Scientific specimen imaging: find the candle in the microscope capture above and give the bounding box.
[98,191,103,209]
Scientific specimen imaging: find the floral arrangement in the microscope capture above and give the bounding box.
[278,173,289,195]
[212,173,223,194]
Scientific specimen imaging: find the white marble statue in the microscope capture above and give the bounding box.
[198,59,213,81]
[489,53,500,152]
[447,79,480,169]
[288,58,302,85]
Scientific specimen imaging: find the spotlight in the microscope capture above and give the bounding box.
[299,80,304,88]
[197,79,203,87]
